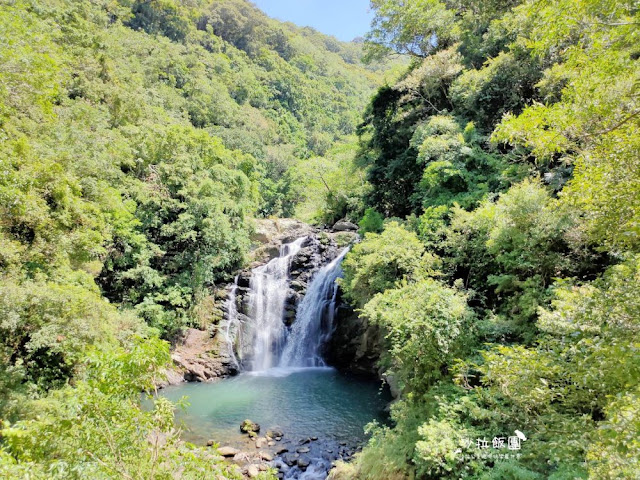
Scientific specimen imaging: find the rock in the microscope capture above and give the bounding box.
[255,437,267,449]
[246,464,260,478]
[282,453,298,466]
[310,436,318,441]
[296,447,310,454]
[206,439,215,447]
[240,419,260,434]
[276,447,289,455]
[297,457,311,469]
[332,220,358,232]
[237,272,252,288]
[217,446,240,457]
[232,452,253,466]
[299,437,311,445]
[275,437,282,441]
[266,428,284,438]
[290,280,306,291]
[260,452,273,461]
[160,367,186,387]
[268,441,276,447]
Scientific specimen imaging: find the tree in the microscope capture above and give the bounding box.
[365,0,460,61]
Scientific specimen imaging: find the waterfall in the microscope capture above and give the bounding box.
[226,235,349,373]
[279,247,349,368]
[223,276,241,370]
[245,237,306,371]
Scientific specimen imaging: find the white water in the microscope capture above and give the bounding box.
[223,276,241,370]
[279,248,349,368]
[227,236,349,374]
[245,237,306,371]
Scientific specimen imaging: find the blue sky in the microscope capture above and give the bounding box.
[251,0,374,42]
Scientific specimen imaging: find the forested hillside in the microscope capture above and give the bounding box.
[1,0,639,478]
[330,0,640,479]
[0,1,391,477]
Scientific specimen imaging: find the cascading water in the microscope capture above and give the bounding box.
[223,277,241,370]
[279,248,349,368]
[245,237,306,371]
[227,234,349,373]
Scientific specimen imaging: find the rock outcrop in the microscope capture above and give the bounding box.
[325,301,382,378]
[160,328,235,386]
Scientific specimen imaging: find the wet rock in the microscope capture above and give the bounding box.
[297,457,311,469]
[237,272,252,288]
[296,447,310,454]
[282,453,298,466]
[217,446,240,457]
[276,447,289,455]
[299,437,311,445]
[240,419,260,434]
[310,436,318,441]
[267,428,284,438]
[290,280,306,292]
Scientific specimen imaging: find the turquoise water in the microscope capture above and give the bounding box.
[160,367,390,447]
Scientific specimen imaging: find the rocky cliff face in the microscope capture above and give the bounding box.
[325,302,382,378]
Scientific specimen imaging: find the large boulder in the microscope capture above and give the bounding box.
[332,220,358,232]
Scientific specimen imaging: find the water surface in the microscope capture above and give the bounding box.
[161,367,390,446]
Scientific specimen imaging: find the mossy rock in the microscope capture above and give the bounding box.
[240,419,260,434]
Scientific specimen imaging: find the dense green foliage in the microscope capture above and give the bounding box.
[334,0,640,478]
[0,0,387,476]
[1,0,638,477]
[0,338,269,479]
